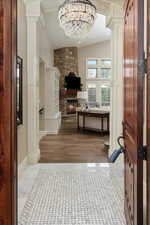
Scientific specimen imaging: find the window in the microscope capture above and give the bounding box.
[87,68,97,79]
[100,69,111,79]
[101,59,111,67]
[87,58,111,79]
[86,58,111,109]
[101,86,110,107]
[88,59,97,65]
[87,84,96,107]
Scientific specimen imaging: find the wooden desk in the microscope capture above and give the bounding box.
[77,110,110,134]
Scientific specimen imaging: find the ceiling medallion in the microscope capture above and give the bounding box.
[58,0,97,39]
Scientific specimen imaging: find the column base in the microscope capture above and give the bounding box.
[28,149,40,164]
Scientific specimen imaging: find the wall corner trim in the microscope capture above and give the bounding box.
[18,156,28,178]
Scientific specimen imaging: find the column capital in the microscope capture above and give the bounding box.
[95,0,111,16]
[45,66,53,73]
[106,3,123,29]
[25,0,41,18]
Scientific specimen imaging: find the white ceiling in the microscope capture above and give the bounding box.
[41,0,112,49]
[41,0,122,13]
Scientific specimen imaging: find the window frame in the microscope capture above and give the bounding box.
[86,57,111,110]
[100,85,111,108]
[86,57,111,80]
[87,83,97,106]
[87,68,97,79]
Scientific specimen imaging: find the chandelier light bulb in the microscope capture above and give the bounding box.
[58,0,97,39]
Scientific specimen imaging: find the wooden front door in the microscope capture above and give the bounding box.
[0,0,17,225]
[124,0,144,225]
[147,0,150,224]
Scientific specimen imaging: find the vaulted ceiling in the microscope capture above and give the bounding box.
[44,12,111,48]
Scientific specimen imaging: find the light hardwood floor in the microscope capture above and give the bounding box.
[39,117,109,163]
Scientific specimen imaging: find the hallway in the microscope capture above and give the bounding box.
[18,163,126,225]
[40,117,109,163]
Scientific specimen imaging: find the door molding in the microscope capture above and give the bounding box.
[0,0,17,225]
[147,0,150,223]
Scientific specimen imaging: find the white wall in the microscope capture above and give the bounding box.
[78,41,111,89]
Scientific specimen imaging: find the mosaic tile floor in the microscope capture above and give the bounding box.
[18,163,126,225]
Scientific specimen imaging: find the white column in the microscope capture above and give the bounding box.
[26,1,41,163]
[44,67,61,134]
[107,5,124,156]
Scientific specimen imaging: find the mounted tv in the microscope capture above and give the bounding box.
[65,72,81,90]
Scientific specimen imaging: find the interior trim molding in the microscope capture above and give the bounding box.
[28,149,40,164]
[40,130,59,137]
[39,131,48,140]
[47,130,59,135]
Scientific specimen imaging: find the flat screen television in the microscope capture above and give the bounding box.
[65,76,81,90]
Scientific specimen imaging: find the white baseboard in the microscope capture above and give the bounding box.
[40,130,59,138]
[47,130,59,135]
[18,156,28,177]
[39,131,48,140]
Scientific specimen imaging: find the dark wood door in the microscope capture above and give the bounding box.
[0,0,17,225]
[124,0,144,225]
[147,1,150,224]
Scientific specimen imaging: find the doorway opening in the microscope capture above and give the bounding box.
[1,0,149,224]
[17,0,126,224]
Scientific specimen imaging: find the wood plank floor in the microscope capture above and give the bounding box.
[39,117,109,163]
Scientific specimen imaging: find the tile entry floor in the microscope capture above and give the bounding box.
[18,163,126,225]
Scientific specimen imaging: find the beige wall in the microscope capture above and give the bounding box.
[78,41,111,89]
[17,0,28,164]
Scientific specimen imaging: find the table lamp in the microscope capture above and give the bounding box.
[77,91,88,109]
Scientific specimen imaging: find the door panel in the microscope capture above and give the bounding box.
[124,0,144,225]
[147,0,150,224]
[0,0,17,225]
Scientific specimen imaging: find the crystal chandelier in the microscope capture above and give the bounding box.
[58,0,96,39]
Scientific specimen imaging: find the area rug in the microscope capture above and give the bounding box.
[19,164,126,225]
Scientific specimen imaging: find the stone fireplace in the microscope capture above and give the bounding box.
[54,47,79,116]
